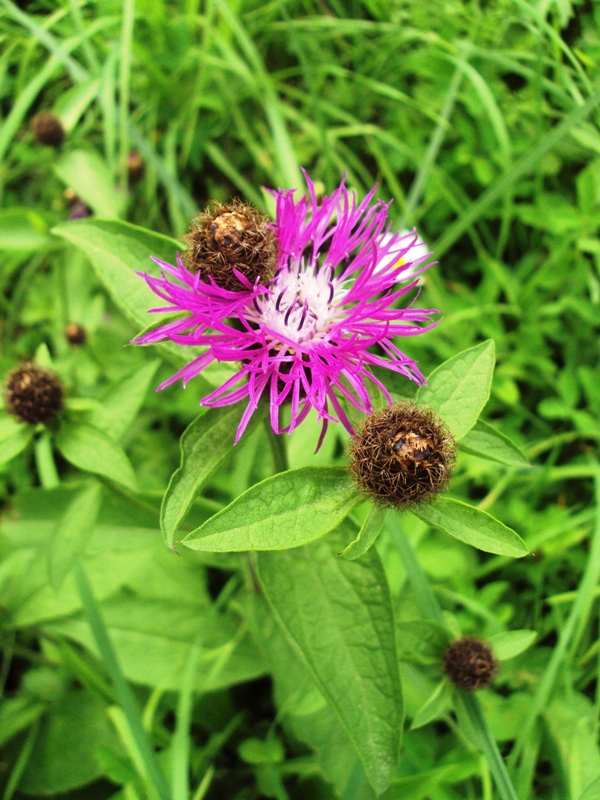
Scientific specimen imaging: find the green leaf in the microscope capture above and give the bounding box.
[90,359,160,439]
[256,528,403,795]
[161,405,259,549]
[460,420,529,466]
[0,420,34,463]
[339,505,388,560]
[580,776,600,800]
[488,630,537,661]
[54,79,101,132]
[417,340,495,440]
[396,620,451,665]
[410,680,452,730]
[55,422,138,490]
[412,497,528,557]
[0,208,51,251]
[182,467,359,552]
[48,482,102,591]
[54,149,125,218]
[51,219,181,329]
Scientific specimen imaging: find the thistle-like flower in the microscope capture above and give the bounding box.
[135,172,438,445]
[443,636,498,691]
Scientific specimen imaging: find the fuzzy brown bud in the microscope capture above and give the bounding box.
[65,323,86,345]
[442,636,498,691]
[127,151,145,184]
[183,200,276,291]
[4,364,63,425]
[31,112,65,147]
[349,403,456,509]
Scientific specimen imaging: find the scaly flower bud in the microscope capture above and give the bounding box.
[349,403,455,509]
[4,364,63,425]
[31,112,65,147]
[442,636,498,691]
[65,323,86,345]
[182,200,276,291]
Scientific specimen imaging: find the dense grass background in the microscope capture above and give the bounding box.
[0,0,599,798]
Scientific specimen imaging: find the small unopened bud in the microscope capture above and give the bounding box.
[65,323,86,345]
[4,364,63,425]
[183,200,276,291]
[349,403,456,509]
[127,151,145,184]
[442,636,498,691]
[31,112,65,147]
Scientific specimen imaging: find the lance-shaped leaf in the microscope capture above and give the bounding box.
[56,422,138,491]
[90,360,160,440]
[182,467,359,552]
[161,405,262,549]
[48,482,102,591]
[256,529,403,794]
[339,505,388,560]
[0,417,34,463]
[412,497,528,557]
[460,419,529,466]
[417,340,495,440]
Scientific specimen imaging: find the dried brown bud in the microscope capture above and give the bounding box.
[349,403,456,509]
[31,112,65,147]
[183,200,276,291]
[442,636,498,691]
[65,323,86,345]
[4,364,63,425]
[127,151,145,184]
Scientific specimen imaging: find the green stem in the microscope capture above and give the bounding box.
[390,514,520,800]
[265,422,289,473]
[34,432,60,489]
[74,563,170,800]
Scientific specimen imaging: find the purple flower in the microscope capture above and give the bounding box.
[135,172,438,446]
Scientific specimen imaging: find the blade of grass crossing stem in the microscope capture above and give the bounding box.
[434,90,600,258]
[2,721,39,800]
[73,563,170,800]
[509,462,600,772]
[388,514,519,800]
[404,66,463,224]
[172,642,202,800]
[119,0,135,190]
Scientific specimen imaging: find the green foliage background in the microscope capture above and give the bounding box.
[0,0,599,798]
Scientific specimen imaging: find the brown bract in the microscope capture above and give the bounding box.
[65,323,87,345]
[348,403,456,509]
[442,636,498,691]
[5,364,63,425]
[31,112,65,147]
[182,200,276,291]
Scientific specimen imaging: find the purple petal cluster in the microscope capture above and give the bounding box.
[135,173,438,446]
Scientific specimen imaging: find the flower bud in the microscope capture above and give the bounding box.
[65,323,86,345]
[4,364,63,425]
[31,112,65,147]
[349,403,455,509]
[127,151,144,184]
[183,200,276,291]
[442,636,498,691]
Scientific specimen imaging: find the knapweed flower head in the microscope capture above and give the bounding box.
[135,172,438,446]
[443,636,498,691]
[4,364,63,425]
[349,403,456,508]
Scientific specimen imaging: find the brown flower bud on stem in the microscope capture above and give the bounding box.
[349,403,456,509]
[31,112,65,147]
[127,151,145,184]
[4,364,63,425]
[183,200,276,291]
[442,636,498,691]
[65,323,86,345]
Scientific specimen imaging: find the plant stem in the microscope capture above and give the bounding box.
[34,432,59,489]
[390,514,520,800]
[265,422,289,473]
[74,563,170,800]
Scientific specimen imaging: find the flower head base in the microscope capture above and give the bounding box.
[5,364,63,425]
[349,403,456,508]
[183,200,276,291]
[443,636,498,691]
[31,112,64,147]
[135,173,438,445]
